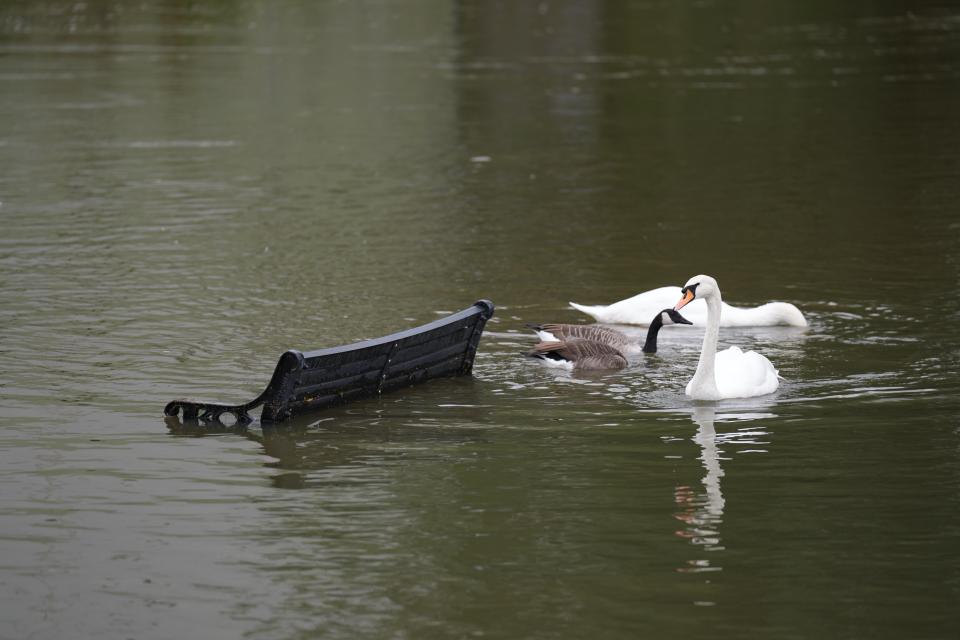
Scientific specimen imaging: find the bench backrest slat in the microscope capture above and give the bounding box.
[260,300,494,422]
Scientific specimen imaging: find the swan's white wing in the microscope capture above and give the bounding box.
[717,302,808,327]
[714,346,780,398]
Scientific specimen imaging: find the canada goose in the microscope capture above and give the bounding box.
[526,308,691,370]
[527,338,629,371]
[528,308,692,355]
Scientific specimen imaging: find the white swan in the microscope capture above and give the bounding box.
[675,275,780,400]
[570,286,806,327]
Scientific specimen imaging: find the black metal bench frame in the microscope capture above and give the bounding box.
[164,300,494,426]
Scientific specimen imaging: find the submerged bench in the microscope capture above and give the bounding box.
[164,300,494,425]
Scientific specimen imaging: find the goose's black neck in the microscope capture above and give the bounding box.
[642,314,664,353]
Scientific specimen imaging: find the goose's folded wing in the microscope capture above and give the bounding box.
[538,323,630,348]
[530,339,628,369]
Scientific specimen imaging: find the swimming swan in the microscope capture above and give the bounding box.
[529,308,692,355]
[570,286,806,327]
[527,308,691,370]
[675,275,780,400]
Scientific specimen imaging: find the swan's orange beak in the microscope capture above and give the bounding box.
[675,288,695,311]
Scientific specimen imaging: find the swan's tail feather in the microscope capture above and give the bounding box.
[569,301,605,320]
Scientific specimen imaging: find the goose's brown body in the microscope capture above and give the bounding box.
[533,323,634,351]
[528,338,629,371]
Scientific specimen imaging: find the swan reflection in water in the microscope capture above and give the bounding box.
[674,405,726,573]
[673,405,775,573]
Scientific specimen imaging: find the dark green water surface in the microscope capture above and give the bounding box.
[2,2,959,638]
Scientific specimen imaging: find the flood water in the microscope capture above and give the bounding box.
[2,1,960,638]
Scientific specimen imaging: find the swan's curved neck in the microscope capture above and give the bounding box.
[689,292,722,398]
[642,314,664,353]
